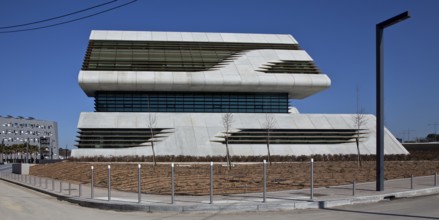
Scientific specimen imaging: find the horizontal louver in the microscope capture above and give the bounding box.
[258,61,321,74]
[82,40,299,72]
[76,128,172,148]
[212,129,367,145]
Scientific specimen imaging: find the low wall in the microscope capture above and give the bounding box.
[403,143,439,151]
[12,163,36,175]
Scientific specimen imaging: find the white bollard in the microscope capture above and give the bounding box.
[107,165,111,201]
[138,164,141,203]
[263,160,266,203]
[210,161,213,204]
[310,158,314,200]
[171,163,175,204]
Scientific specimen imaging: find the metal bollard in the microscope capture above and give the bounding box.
[107,165,111,201]
[138,164,141,203]
[52,179,54,191]
[210,161,213,204]
[34,176,36,186]
[435,172,437,186]
[353,180,356,196]
[411,175,414,189]
[45,178,48,189]
[69,182,71,195]
[60,181,63,193]
[310,158,314,200]
[79,184,82,197]
[263,160,266,203]
[171,162,175,204]
[39,177,41,187]
[91,165,94,199]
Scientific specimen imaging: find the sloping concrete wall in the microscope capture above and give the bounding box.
[72,113,408,157]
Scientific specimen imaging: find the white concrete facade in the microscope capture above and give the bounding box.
[72,112,408,157]
[73,30,408,157]
[79,31,330,99]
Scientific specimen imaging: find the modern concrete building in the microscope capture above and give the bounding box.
[72,30,408,157]
[0,115,59,159]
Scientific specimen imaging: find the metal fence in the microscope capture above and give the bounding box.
[0,160,438,205]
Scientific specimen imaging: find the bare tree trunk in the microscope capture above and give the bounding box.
[222,113,234,170]
[267,143,271,165]
[263,114,276,166]
[353,85,366,169]
[225,136,231,170]
[147,111,157,166]
[151,140,156,166]
[356,137,361,168]
[266,135,272,165]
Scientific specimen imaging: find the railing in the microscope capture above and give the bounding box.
[0,161,438,205]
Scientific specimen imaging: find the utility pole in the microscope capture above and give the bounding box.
[399,131,407,143]
[428,121,439,142]
[403,129,415,143]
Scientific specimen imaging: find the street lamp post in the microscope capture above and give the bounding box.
[376,11,410,191]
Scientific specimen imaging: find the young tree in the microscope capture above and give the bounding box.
[147,113,158,166]
[262,114,277,165]
[352,85,367,168]
[222,113,233,170]
[353,108,367,168]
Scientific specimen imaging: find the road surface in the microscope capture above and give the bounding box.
[0,179,438,220]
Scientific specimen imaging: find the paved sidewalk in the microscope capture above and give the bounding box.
[1,172,439,213]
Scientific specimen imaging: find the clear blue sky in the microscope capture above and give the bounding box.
[1,0,438,149]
